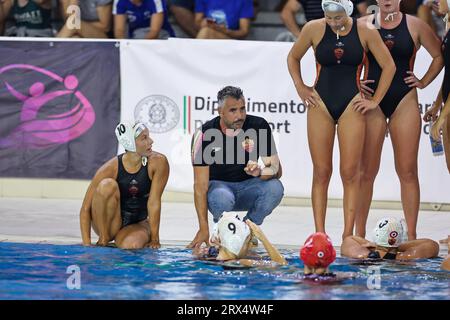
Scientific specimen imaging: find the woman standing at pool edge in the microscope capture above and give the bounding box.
[424,0,450,173]
[287,0,395,241]
[356,0,444,241]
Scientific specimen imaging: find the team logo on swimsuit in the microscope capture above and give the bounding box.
[384,34,395,51]
[334,42,345,64]
[134,95,180,133]
[128,179,139,197]
[242,137,255,153]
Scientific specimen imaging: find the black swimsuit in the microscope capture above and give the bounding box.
[315,18,366,121]
[382,251,397,260]
[442,29,450,104]
[369,248,397,260]
[367,14,417,118]
[116,154,151,227]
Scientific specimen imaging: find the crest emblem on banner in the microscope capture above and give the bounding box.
[134,95,180,133]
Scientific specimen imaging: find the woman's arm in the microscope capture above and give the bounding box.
[246,220,287,265]
[397,239,439,260]
[431,96,450,139]
[424,84,443,122]
[146,153,170,249]
[280,0,301,38]
[59,0,79,19]
[222,18,250,39]
[89,4,112,33]
[355,20,396,113]
[145,12,164,39]
[194,12,205,29]
[340,236,374,258]
[113,14,127,39]
[0,0,13,35]
[287,20,322,107]
[404,16,444,89]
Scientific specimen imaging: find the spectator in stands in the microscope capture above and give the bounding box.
[279,0,368,41]
[168,0,198,38]
[0,0,53,37]
[417,0,446,38]
[113,0,175,39]
[57,0,112,38]
[195,0,254,39]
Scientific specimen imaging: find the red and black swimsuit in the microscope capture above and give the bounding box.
[315,18,367,121]
[366,14,416,118]
[116,154,151,227]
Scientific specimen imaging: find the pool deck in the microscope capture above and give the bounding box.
[0,197,449,255]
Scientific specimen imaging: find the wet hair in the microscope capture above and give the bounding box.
[217,86,244,108]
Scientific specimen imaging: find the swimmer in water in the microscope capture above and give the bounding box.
[193,216,287,267]
[342,217,439,260]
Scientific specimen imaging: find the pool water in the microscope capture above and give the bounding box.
[0,242,448,300]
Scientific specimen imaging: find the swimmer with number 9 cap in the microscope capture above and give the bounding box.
[341,217,439,260]
[194,214,287,267]
[79,120,169,249]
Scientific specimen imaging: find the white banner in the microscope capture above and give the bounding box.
[120,38,450,203]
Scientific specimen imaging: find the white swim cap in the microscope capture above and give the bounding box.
[372,217,406,247]
[115,122,147,152]
[217,215,251,256]
[321,0,353,16]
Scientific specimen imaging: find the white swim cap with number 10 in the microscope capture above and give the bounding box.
[115,122,147,152]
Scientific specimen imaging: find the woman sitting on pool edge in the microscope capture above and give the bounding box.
[194,215,287,267]
[341,218,439,260]
[79,122,169,249]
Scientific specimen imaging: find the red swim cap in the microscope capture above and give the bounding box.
[300,232,336,269]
